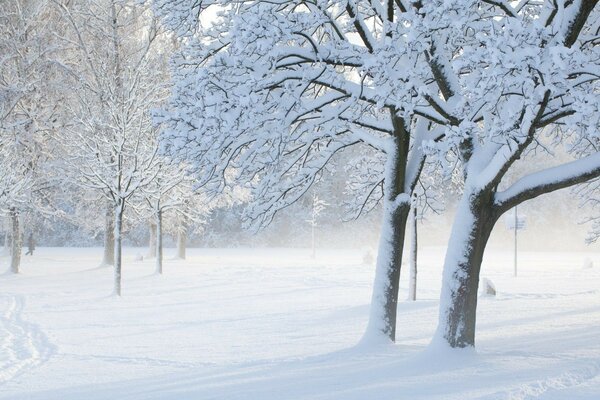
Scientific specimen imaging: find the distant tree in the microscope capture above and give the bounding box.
[0,0,65,273]
[139,159,198,273]
[55,0,164,295]
[307,192,327,259]
[578,177,600,245]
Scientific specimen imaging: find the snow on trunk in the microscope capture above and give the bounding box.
[362,147,411,343]
[102,205,115,267]
[435,188,496,348]
[10,209,21,274]
[155,209,163,274]
[113,203,124,296]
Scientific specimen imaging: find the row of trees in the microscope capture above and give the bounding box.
[0,0,217,294]
[154,0,600,349]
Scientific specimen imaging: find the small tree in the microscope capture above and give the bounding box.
[307,193,327,259]
[139,160,195,274]
[579,177,600,245]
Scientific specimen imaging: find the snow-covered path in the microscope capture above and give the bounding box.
[0,294,54,384]
[1,247,600,399]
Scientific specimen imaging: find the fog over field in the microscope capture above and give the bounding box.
[2,0,600,399]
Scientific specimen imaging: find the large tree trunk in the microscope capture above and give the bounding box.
[155,209,163,274]
[113,203,124,296]
[10,208,21,274]
[363,139,411,342]
[147,222,157,259]
[408,205,418,301]
[436,189,497,348]
[102,204,115,266]
[176,228,186,260]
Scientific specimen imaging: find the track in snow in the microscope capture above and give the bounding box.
[0,294,54,384]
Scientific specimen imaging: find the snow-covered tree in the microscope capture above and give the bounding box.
[0,0,66,273]
[307,193,327,259]
[139,160,200,273]
[155,0,446,343]
[157,182,218,260]
[156,0,600,348]
[413,1,600,348]
[55,0,165,295]
[578,177,600,244]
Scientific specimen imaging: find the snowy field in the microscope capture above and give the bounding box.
[2,246,600,399]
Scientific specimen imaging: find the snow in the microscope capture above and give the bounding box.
[495,152,600,207]
[2,246,600,399]
[435,192,477,342]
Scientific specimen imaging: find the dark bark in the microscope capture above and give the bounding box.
[443,190,498,348]
[442,154,600,348]
[380,111,414,340]
[379,111,412,341]
[383,204,411,340]
[564,0,598,48]
[366,108,426,342]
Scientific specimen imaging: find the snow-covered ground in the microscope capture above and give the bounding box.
[2,246,600,399]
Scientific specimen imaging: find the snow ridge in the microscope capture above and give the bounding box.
[0,294,55,384]
[508,360,600,399]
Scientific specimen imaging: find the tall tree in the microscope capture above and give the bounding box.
[0,0,65,272]
[157,0,600,348]
[155,0,445,343]
[420,0,600,348]
[56,0,164,295]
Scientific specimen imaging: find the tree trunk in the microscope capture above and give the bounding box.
[10,209,21,274]
[176,228,186,260]
[102,204,115,266]
[436,189,497,348]
[408,205,418,301]
[113,203,124,296]
[364,141,411,342]
[3,217,12,256]
[155,209,163,274]
[147,222,157,259]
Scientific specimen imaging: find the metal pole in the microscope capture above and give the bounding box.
[514,206,518,277]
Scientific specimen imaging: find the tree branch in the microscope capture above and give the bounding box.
[495,151,600,213]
